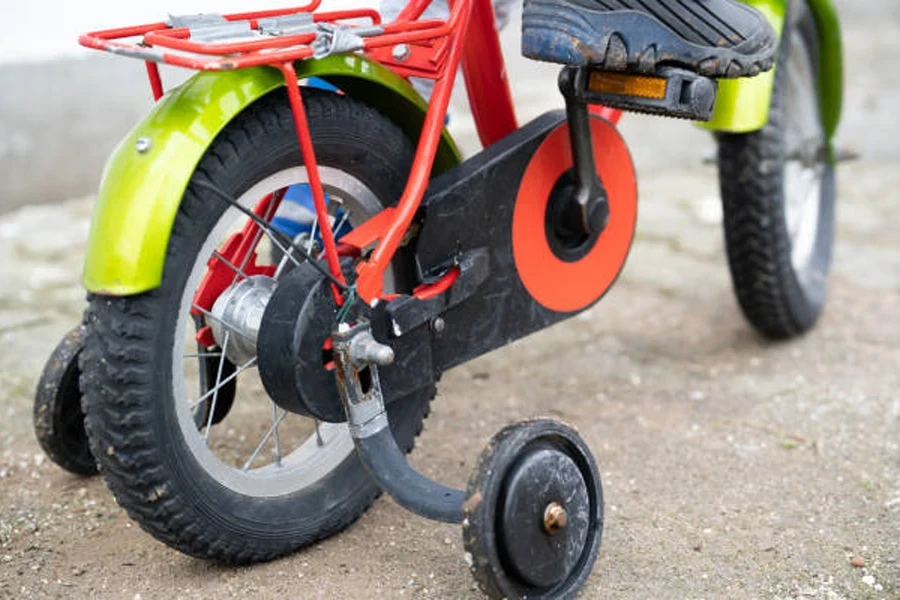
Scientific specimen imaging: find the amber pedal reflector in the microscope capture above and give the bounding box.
[588,72,668,100]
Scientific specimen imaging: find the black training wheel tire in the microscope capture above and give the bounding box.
[462,419,603,600]
[80,89,433,564]
[717,1,835,339]
[33,325,98,476]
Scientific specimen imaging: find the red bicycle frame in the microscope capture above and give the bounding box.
[79,0,623,306]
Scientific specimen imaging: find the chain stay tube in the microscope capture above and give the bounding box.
[279,63,347,304]
[354,0,475,303]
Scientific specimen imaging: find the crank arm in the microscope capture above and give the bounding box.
[559,67,610,236]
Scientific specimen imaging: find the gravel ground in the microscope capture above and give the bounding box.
[1,2,898,599]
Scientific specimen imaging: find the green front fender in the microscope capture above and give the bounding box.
[83,55,462,296]
[703,0,842,137]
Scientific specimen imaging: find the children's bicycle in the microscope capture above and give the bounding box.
[34,0,842,596]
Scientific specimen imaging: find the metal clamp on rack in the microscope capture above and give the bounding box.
[168,13,254,43]
[312,23,384,58]
[257,13,315,36]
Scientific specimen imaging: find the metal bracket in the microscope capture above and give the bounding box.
[333,324,391,439]
[168,13,254,44]
[167,13,228,28]
[332,322,464,523]
[257,14,315,36]
[312,23,383,59]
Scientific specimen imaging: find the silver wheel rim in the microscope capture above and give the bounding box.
[782,27,825,276]
[173,167,388,497]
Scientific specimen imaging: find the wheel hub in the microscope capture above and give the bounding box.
[499,445,591,588]
[209,275,277,365]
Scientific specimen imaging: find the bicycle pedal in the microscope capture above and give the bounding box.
[580,67,718,121]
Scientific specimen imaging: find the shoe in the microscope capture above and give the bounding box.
[522,0,777,78]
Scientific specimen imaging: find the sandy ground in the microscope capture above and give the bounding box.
[1,2,899,599]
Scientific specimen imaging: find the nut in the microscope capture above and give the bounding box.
[392,44,410,61]
[543,501,567,535]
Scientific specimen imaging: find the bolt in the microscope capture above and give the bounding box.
[392,44,410,62]
[349,332,394,367]
[135,137,153,154]
[432,317,445,334]
[364,343,394,366]
[543,502,567,535]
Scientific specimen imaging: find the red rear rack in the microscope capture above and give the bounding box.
[79,2,456,73]
[79,0,475,305]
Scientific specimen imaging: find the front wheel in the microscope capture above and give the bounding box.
[81,89,432,563]
[717,2,835,339]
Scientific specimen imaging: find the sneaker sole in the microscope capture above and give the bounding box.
[522,1,776,78]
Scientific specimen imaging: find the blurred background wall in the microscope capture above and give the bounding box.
[0,1,371,212]
[0,1,893,213]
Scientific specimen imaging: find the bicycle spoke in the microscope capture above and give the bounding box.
[272,403,282,467]
[212,250,252,281]
[183,352,224,359]
[190,355,257,410]
[260,226,304,269]
[191,303,257,343]
[203,332,230,444]
[315,419,324,447]
[306,217,319,254]
[274,232,305,279]
[242,410,288,471]
[332,209,352,241]
[233,193,281,281]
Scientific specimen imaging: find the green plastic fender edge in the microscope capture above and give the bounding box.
[83,54,462,296]
[702,0,842,138]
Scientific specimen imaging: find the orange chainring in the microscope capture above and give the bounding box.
[512,117,637,312]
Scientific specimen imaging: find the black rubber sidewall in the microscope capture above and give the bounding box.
[34,325,98,476]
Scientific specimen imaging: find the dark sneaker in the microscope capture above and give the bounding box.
[522,0,777,78]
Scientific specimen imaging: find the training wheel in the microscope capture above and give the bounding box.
[462,419,603,599]
[33,325,98,476]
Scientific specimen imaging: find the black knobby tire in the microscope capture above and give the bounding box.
[717,2,835,339]
[80,89,432,563]
[33,325,98,476]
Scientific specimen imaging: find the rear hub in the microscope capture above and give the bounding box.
[209,275,277,365]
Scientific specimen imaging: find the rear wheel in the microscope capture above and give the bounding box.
[81,89,432,563]
[717,2,835,339]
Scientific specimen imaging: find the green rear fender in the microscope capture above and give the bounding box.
[83,55,461,296]
[704,0,842,138]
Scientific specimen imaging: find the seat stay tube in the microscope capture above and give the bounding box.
[279,62,348,304]
[354,0,475,303]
